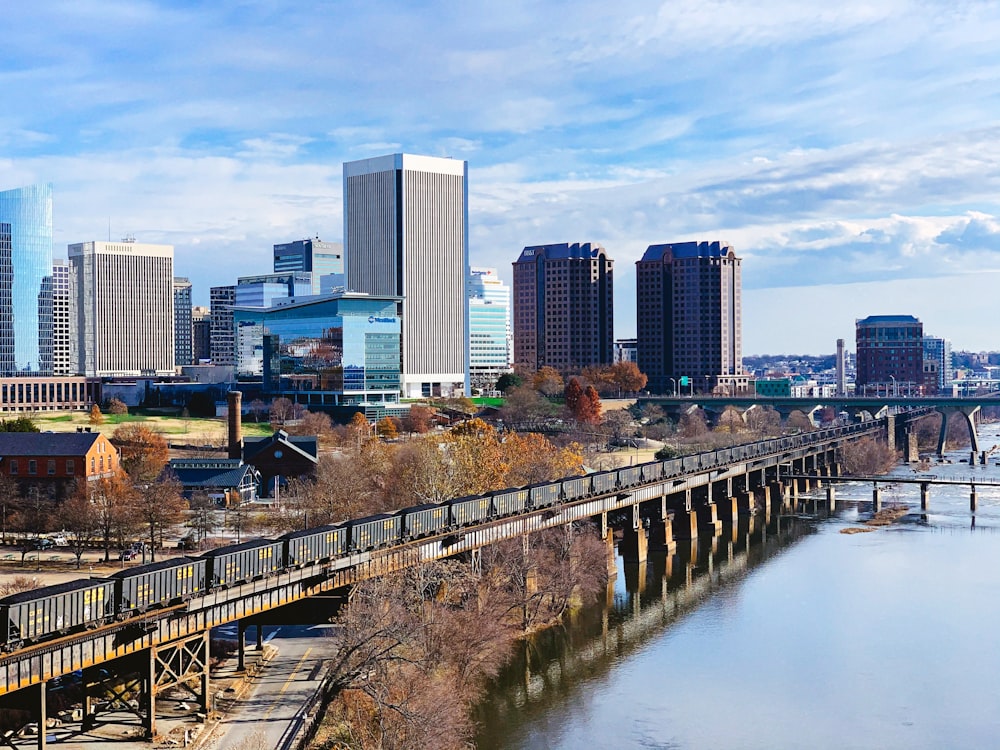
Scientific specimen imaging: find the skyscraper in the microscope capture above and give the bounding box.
[636,241,745,395]
[344,153,469,398]
[173,277,193,367]
[923,336,953,393]
[210,286,236,366]
[192,306,211,363]
[0,184,53,376]
[467,267,511,390]
[51,260,71,376]
[273,237,344,294]
[69,239,174,377]
[512,242,614,374]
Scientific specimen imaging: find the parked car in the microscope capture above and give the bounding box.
[118,549,138,561]
[28,538,54,551]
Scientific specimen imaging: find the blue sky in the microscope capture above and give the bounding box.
[4,0,1000,354]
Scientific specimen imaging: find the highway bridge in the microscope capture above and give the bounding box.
[0,419,889,747]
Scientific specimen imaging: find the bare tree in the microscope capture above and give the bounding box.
[132,473,188,561]
[58,490,101,568]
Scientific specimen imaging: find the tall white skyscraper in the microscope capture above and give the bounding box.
[467,267,511,390]
[344,153,469,398]
[52,260,71,375]
[68,240,174,377]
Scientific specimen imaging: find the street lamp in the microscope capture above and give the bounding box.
[670,378,677,396]
[890,375,896,397]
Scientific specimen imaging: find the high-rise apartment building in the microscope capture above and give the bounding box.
[192,306,211,363]
[0,184,53,376]
[467,267,511,390]
[922,336,953,393]
[512,242,614,374]
[344,153,469,398]
[273,238,344,294]
[636,241,745,394]
[68,240,174,377]
[173,277,193,367]
[855,315,923,394]
[51,260,71,375]
[210,286,236,366]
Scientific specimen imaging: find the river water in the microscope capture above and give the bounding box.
[475,426,1000,750]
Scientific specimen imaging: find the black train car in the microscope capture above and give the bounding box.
[492,487,529,517]
[618,466,644,488]
[399,503,449,539]
[348,513,402,552]
[111,557,207,615]
[528,482,561,509]
[0,579,116,650]
[282,525,348,567]
[562,476,592,502]
[450,494,492,527]
[202,539,284,588]
[591,471,618,496]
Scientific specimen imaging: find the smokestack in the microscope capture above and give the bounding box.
[836,339,846,397]
[228,391,243,459]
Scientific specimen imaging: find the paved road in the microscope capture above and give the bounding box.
[201,623,335,750]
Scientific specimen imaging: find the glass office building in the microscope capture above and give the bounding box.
[467,267,511,390]
[233,293,402,413]
[0,184,53,376]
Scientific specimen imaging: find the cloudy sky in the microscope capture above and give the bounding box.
[4,0,1000,354]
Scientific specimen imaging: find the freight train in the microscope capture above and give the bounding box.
[0,423,870,652]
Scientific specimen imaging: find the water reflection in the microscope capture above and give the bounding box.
[476,428,1000,750]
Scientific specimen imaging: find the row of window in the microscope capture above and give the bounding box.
[8,455,111,476]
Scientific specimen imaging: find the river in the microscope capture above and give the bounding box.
[475,425,1000,750]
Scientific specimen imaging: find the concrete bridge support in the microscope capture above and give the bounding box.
[696,503,723,536]
[826,485,836,512]
[970,486,978,513]
[873,486,882,513]
[620,526,648,565]
[736,491,755,516]
[921,483,930,510]
[718,496,739,526]
[937,406,981,457]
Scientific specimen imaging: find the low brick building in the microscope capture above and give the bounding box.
[0,430,120,498]
[242,430,318,497]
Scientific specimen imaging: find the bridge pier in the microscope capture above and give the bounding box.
[648,512,676,554]
[921,483,930,510]
[605,528,617,580]
[736,491,755,516]
[623,560,647,594]
[696,503,723,535]
[719,496,739,526]
[673,509,699,541]
[620,525,648,564]
[826,485,836,512]
[970,486,978,513]
[873,486,882,513]
[35,680,46,750]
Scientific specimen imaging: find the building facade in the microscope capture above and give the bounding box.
[210,285,236,366]
[923,336,953,393]
[0,376,100,412]
[344,153,469,398]
[232,293,403,418]
[68,240,175,377]
[273,238,344,294]
[173,277,193,367]
[51,260,71,375]
[0,431,118,498]
[855,315,924,394]
[467,267,511,391]
[512,242,614,374]
[636,241,745,394]
[192,306,211,363]
[0,184,54,376]
[235,272,313,308]
[614,338,638,363]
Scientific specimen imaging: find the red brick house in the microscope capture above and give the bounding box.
[0,431,120,498]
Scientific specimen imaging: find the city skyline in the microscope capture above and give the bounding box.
[3,3,1000,354]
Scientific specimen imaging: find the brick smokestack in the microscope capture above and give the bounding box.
[228,391,243,460]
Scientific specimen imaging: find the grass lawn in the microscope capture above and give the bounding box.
[32,411,273,442]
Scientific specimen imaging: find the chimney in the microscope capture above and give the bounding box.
[228,391,243,459]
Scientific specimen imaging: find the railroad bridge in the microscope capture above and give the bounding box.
[0,418,895,747]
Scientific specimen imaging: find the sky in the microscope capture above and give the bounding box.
[3,1,1000,355]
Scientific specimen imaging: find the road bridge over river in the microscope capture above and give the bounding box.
[0,419,893,747]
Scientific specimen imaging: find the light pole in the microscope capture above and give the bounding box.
[670,378,677,396]
[890,375,896,397]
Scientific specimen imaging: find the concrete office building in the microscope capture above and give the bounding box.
[68,240,174,377]
[344,153,469,398]
[273,237,344,294]
[513,242,614,374]
[210,286,236,366]
[192,306,211,363]
[0,184,53,376]
[614,338,638,363]
[636,241,747,395]
[855,315,924,394]
[51,260,71,376]
[467,267,511,391]
[173,277,193,367]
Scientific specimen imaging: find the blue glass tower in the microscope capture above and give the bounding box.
[0,184,53,375]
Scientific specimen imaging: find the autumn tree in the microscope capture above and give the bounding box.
[502,433,584,486]
[89,474,141,561]
[532,366,564,397]
[387,437,458,506]
[608,361,648,396]
[105,398,129,415]
[57,492,101,568]
[376,417,399,440]
[111,424,169,481]
[498,386,558,428]
[289,410,334,438]
[401,405,433,434]
[89,404,104,425]
[577,385,603,425]
[563,377,585,420]
[133,473,188,562]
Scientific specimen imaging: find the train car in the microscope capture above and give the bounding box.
[661,458,682,478]
[492,487,529,517]
[449,494,492,527]
[202,539,284,588]
[348,513,402,552]
[591,471,618,496]
[399,503,449,539]
[528,482,561,509]
[562,476,592,502]
[618,466,644,488]
[0,579,116,650]
[111,557,207,615]
[281,525,348,568]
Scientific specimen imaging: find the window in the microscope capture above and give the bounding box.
[91,457,95,473]
[67,459,75,474]
[9,460,17,475]
[28,460,37,475]
[47,460,56,476]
